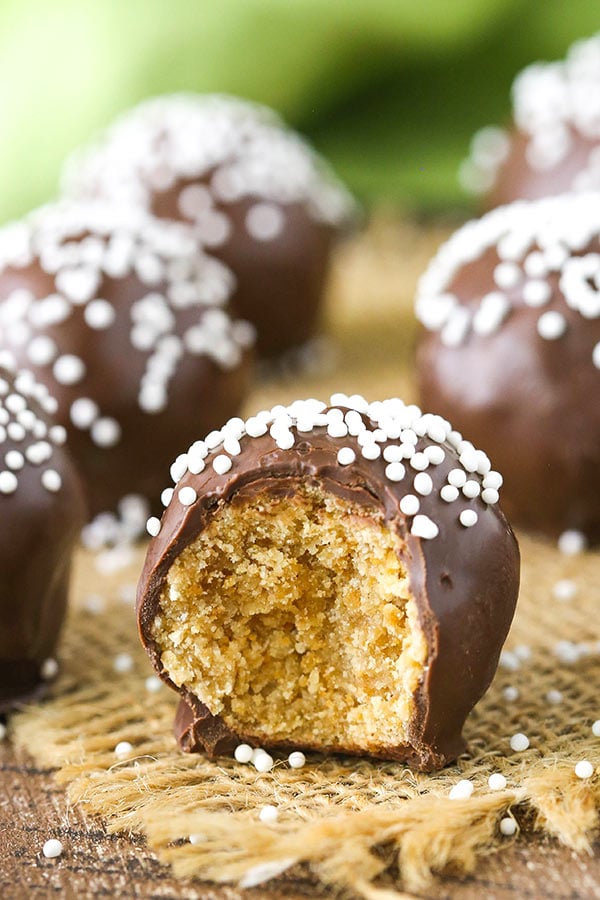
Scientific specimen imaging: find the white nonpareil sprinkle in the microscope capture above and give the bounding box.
[537,310,567,340]
[546,689,563,704]
[288,751,306,769]
[592,720,600,737]
[53,354,86,386]
[5,450,24,471]
[361,442,380,460]
[449,779,474,800]
[189,833,206,846]
[558,529,587,556]
[212,454,232,475]
[440,484,459,502]
[575,760,594,779]
[481,487,499,505]
[399,494,420,516]
[258,804,279,824]
[462,479,481,499]
[41,469,62,492]
[42,839,64,859]
[448,468,467,488]
[514,644,531,662]
[459,509,478,527]
[70,397,99,429]
[178,486,197,506]
[84,298,116,330]
[91,417,121,448]
[503,686,520,702]
[83,593,105,614]
[385,461,406,483]
[253,751,274,773]
[413,472,433,496]
[146,516,161,537]
[499,817,517,837]
[510,733,530,752]
[337,447,355,466]
[145,675,162,693]
[409,452,429,472]
[552,579,577,601]
[114,740,134,758]
[234,743,254,764]
[40,658,59,680]
[523,279,551,307]
[488,773,507,791]
[554,640,582,665]
[113,652,134,674]
[247,203,285,241]
[0,471,18,494]
[424,444,445,465]
[500,651,520,671]
[411,514,439,540]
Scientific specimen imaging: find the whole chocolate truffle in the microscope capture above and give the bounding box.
[0,202,254,519]
[62,94,356,359]
[0,360,85,711]
[461,34,600,207]
[137,394,519,771]
[416,193,600,541]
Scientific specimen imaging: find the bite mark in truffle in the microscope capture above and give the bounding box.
[137,395,519,770]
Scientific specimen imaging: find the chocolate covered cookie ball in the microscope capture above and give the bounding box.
[0,202,254,518]
[416,192,600,541]
[461,34,600,207]
[62,94,356,359]
[0,360,85,711]
[137,394,519,771]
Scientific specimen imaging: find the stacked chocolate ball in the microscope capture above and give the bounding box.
[461,33,600,206]
[417,34,600,546]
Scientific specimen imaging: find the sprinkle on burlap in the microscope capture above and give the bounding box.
[10,220,600,897]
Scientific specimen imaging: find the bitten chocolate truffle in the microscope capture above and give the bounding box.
[461,34,600,207]
[0,359,85,711]
[62,94,356,359]
[416,192,600,541]
[0,202,254,519]
[137,394,519,771]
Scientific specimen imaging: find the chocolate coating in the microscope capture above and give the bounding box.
[0,364,85,711]
[487,128,600,209]
[137,396,519,770]
[63,94,356,359]
[416,194,600,540]
[0,203,254,518]
[463,34,600,208]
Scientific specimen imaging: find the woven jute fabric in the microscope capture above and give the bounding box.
[10,219,600,897]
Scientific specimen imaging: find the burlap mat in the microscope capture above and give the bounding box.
[10,218,600,897]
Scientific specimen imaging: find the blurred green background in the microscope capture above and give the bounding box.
[0,0,597,223]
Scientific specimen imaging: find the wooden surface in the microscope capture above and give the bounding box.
[2,736,600,898]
